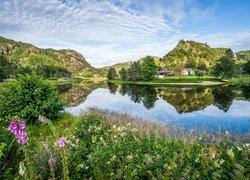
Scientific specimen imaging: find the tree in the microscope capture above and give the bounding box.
[185,59,196,68]
[174,63,184,78]
[0,55,8,80]
[119,67,127,80]
[225,48,236,59]
[195,69,204,78]
[130,62,142,81]
[212,56,235,79]
[141,56,158,81]
[107,67,117,80]
[243,60,250,75]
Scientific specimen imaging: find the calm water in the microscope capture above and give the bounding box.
[61,82,250,133]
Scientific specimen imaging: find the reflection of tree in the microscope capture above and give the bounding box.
[160,88,213,113]
[119,84,158,109]
[142,87,158,109]
[107,82,118,94]
[212,86,235,112]
[61,81,106,107]
[240,85,250,100]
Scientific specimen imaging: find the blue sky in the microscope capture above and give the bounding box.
[0,0,250,67]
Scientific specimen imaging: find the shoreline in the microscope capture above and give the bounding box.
[108,80,227,86]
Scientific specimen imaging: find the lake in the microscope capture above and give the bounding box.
[61,81,250,134]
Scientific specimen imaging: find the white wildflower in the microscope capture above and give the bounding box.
[219,159,225,165]
[19,162,26,176]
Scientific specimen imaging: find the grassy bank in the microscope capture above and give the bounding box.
[229,77,250,84]
[108,76,226,86]
[2,109,249,179]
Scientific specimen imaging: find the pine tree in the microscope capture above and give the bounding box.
[119,67,127,80]
[141,56,158,81]
[107,67,117,80]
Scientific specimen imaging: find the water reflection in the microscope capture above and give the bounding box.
[63,82,250,133]
[118,84,158,109]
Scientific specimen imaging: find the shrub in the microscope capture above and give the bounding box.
[0,73,64,124]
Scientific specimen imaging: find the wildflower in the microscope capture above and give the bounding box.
[38,116,47,124]
[131,128,138,132]
[126,123,131,127]
[48,158,56,166]
[8,118,28,145]
[111,155,116,162]
[19,161,26,176]
[106,161,110,165]
[195,157,199,163]
[211,153,216,159]
[219,159,225,165]
[57,137,67,148]
[237,146,242,151]
[121,132,126,137]
[227,149,234,159]
[127,155,133,161]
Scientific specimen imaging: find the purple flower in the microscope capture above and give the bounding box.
[48,158,56,166]
[38,116,47,124]
[57,137,67,148]
[8,118,28,145]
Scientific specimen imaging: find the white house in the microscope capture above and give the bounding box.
[181,68,195,76]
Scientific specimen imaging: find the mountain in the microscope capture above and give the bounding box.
[236,50,250,61]
[161,40,228,69]
[0,36,103,77]
[103,56,161,72]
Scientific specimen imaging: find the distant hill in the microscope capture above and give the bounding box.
[161,40,228,69]
[103,56,161,72]
[0,36,104,77]
[236,50,250,61]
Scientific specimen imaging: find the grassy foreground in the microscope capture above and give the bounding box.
[4,108,248,179]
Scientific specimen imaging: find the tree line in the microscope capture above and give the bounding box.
[107,56,158,81]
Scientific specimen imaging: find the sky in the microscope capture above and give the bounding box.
[0,0,250,67]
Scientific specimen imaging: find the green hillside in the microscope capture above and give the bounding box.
[236,50,250,61]
[0,36,103,77]
[161,40,227,69]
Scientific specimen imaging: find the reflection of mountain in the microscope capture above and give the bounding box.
[160,88,214,113]
[61,81,106,107]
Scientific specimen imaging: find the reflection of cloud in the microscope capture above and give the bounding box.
[189,100,250,118]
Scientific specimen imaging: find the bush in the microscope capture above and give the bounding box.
[0,73,64,124]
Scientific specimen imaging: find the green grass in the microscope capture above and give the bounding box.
[229,77,250,84]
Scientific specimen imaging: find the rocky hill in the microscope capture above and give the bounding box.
[0,36,103,77]
[161,40,228,69]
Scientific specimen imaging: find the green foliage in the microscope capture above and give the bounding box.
[194,69,204,78]
[128,62,142,81]
[141,56,158,81]
[212,56,236,79]
[0,55,9,80]
[119,67,127,80]
[0,73,64,123]
[174,63,184,77]
[243,60,250,75]
[107,67,117,80]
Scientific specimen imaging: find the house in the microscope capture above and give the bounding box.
[181,68,195,76]
[157,70,174,77]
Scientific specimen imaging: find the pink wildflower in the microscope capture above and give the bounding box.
[8,118,28,145]
[57,137,67,148]
[38,116,47,124]
[48,158,56,166]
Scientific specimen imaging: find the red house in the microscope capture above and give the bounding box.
[157,70,174,76]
